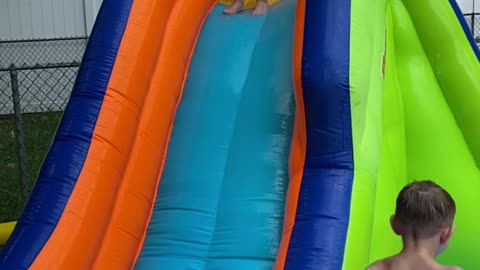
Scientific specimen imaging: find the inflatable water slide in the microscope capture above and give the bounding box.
[1,0,479,269]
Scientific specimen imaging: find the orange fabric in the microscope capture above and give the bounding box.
[29,0,215,269]
[92,1,217,269]
[274,0,306,269]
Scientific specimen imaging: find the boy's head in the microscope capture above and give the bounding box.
[391,180,456,241]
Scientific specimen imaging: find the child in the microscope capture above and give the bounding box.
[367,180,461,270]
[224,0,268,16]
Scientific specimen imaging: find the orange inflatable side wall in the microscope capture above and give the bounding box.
[29,1,217,269]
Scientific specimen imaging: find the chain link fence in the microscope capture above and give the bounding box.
[464,13,480,45]
[0,37,87,223]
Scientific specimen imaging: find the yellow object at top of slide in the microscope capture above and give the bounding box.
[219,0,280,10]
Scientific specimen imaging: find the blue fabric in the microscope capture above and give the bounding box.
[449,0,480,61]
[135,2,296,270]
[0,0,133,268]
[284,0,354,269]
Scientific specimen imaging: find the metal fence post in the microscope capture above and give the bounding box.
[9,64,29,201]
[473,1,476,36]
[472,14,476,36]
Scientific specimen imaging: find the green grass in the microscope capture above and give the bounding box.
[0,112,62,223]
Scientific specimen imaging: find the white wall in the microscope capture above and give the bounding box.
[0,0,104,40]
[84,0,103,35]
[458,0,478,13]
[0,0,88,40]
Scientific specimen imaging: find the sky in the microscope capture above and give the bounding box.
[457,0,477,13]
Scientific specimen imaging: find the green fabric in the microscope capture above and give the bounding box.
[345,0,480,269]
[403,0,480,167]
[343,0,387,268]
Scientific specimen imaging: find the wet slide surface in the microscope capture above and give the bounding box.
[135,1,296,269]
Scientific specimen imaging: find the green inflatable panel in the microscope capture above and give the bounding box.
[344,0,480,269]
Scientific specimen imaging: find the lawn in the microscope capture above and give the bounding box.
[0,112,62,223]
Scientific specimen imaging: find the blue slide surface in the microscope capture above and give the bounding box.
[135,1,296,270]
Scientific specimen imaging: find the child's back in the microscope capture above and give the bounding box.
[366,180,461,270]
[368,254,461,270]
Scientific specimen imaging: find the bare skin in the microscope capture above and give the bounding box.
[367,249,461,270]
[224,0,244,14]
[252,0,268,16]
[224,0,268,16]
[367,218,461,270]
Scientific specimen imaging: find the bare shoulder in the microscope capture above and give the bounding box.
[445,267,462,270]
[366,260,388,270]
[437,265,462,270]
